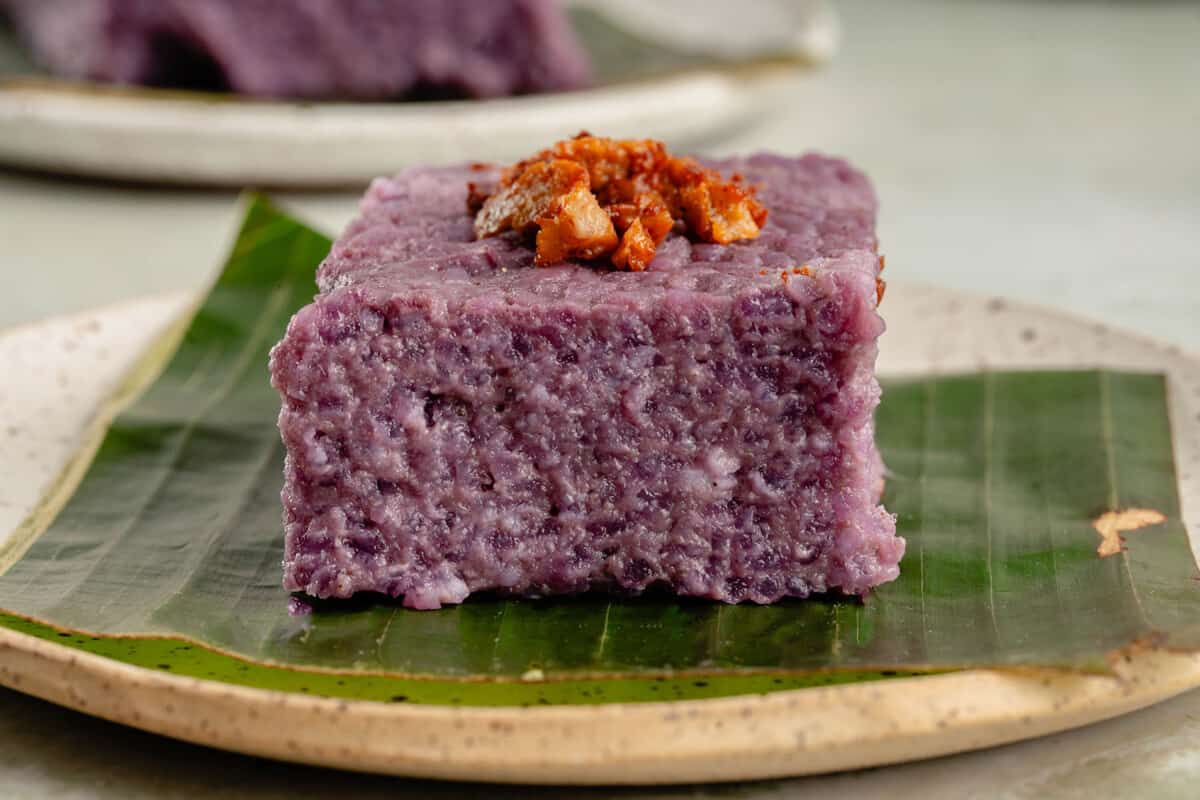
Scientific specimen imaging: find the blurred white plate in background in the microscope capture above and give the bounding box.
[0,2,836,188]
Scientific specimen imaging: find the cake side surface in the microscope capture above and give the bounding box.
[270,154,903,609]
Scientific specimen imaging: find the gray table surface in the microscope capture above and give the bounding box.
[1,0,1198,797]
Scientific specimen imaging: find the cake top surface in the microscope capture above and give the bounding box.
[316,152,880,310]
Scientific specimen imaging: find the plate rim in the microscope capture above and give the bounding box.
[0,62,801,188]
[2,622,1198,785]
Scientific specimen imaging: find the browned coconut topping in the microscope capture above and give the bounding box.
[470,134,769,271]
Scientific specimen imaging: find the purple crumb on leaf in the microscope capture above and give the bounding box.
[288,596,314,616]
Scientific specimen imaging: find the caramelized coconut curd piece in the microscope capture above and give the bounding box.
[471,134,769,271]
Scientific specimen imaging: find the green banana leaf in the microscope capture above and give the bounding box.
[0,196,1197,707]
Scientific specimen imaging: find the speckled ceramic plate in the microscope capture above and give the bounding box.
[0,284,1198,785]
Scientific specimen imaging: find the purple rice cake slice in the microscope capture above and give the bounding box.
[270,142,904,609]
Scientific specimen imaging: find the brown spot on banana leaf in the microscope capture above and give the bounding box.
[1093,508,1167,558]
